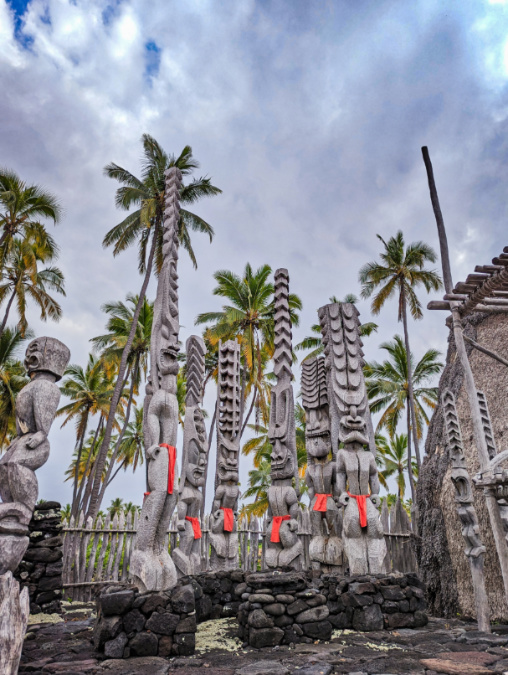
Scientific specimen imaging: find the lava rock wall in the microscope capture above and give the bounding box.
[14,500,63,614]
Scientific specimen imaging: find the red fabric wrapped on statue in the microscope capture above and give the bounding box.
[143,491,150,503]
[185,516,202,539]
[348,491,368,528]
[160,444,176,494]
[313,493,331,512]
[271,515,291,543]
[220,507,234,532]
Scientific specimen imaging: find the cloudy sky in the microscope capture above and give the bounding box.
[1,0,508,512]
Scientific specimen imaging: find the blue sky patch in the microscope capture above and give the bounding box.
[144,41,161,82]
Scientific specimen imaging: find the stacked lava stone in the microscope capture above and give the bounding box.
[14,500,63,614]
[94,583,197,659]
[238,570,428,648]
[191,570,245,622]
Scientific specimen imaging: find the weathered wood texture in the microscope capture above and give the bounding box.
[417,312,508,621]
[62,505,414,599]
[0,571,29,675]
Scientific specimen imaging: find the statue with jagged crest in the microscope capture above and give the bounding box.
[131,167,182,591]
[209,339,241,570]
[173,335,207,577]
[301,356,343,572]
[266,269,303,570]
[319,302,386,575]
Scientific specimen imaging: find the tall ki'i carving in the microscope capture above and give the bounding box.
[209,339,241,570]
[318,302,386,575]
[131,167,182,591]
[442,389,490,632]
[266,269,303,570]
[0,337,70,574]
[173,335,207,577]
[301,357,344,572]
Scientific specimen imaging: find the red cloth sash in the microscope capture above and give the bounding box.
[220,507,234,532]
[313,493,331,512]
[271,515,291,543]
[185,516,202,540]
[143,492,150,503]
[348,492,368,528]
[160,444,176,494]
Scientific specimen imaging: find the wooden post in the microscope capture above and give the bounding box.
[0,572,30,675]
[422,146,508,607]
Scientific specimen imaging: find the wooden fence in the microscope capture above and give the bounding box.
[62,501,416,601]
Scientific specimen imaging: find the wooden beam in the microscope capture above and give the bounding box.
[463,335,508,368]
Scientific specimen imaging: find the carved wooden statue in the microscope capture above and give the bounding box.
[209,339,241,570]
[131,167,182,592]
[319,302,386,575]
[0,337,70,575]
[301,356,343,572]
[265,269,303,570]
[173,335,207,577]
[442,389,490,632]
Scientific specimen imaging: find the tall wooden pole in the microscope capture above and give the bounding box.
[421,146,508,607]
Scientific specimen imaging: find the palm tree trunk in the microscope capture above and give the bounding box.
[80,365,132,517]
[240,391,257,439]
[400,286,421,468]
[73,415,104,519]
[71,412,89,511]
[95,359,139,509]
[0,288,17,337]
[85,223,160,521]
[406,404,416,502]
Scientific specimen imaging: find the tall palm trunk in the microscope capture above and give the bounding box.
[96,358,139,509]
[406,405,415,502]
[71,411,89,511]
[400,286,421,469]
[72,415,104,520]
[0,288,17,337]
[85,222,160,520]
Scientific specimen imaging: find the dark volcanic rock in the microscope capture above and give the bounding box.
[145,611,179,635]
[249,626,284,648]
[352,603,384,631]
[129,631,158,656]
[100,589,134,616]
[104,631,128,659]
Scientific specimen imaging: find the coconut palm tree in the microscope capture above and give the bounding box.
[0,236,65,336]
[0,168,61,260]
[365,335,442,500]
[57,354,119,517]
[375,433,418,499]
[241,460,271,519]
[359,231,442,470]
[86,137,221,521]
[0,326,32,449]
[108,498,124,518]
[90,294,153,385]
[196,263,302,433]
[111,406,144,477]
[295,294,378,360]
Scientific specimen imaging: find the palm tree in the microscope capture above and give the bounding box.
[108,498,124,518]
[196,263,302,433]
[359,231,442,470]
[375,433,418,499]
[103,135,221,272]
[295,294,378,360]
[241,460,271,519]
[60,503,71,521]
[86,136,221,521]
[0,236,65,336]
[0,326,32,449]
[365,335,442,500]
[112,406,144,476]
[57,354,118,517]
[90,294,153,385]
[0,168,61,259]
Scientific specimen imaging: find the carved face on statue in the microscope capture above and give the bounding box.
[158,346,180,378]
[217,433,239,483]
[271,440,294,480]
[24,337,70,381]
[339,404,369,446]
[306,407,331,459]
